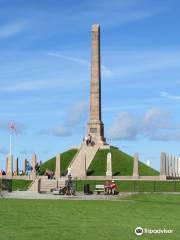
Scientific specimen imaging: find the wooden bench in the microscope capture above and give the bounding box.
[94,185,104,195]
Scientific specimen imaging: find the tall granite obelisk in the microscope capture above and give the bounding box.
[88,24,106,145]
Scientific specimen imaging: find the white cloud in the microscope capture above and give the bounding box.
[46,52,112,78]
[0,80,52,92]
[66,101,88,126]
[108,112,139,140]
[73,0,164,28]
[52,126,72,137]
[159,91,180,100]
[37,129,50,135]
[150,131,180,141]
[38,101,87,137]
[142,107,171,132]
[46,52,90,66]
[0,21,26,38]
[107,107,177,141]
[109,50,180,80]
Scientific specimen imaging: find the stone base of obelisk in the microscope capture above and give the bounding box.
[88,120,106,145]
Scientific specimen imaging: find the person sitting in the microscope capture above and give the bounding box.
[104,180,111,195]
[111,180,117,195]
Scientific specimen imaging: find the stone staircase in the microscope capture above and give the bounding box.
[69,144,99,178]
[28,178,66,192]
[39,179,65,192]
[28,178,40,192]
[40,179,57,192]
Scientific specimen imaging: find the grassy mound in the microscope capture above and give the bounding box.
[87,147,159,176]
[40,149,78,176]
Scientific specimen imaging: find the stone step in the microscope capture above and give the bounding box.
[40,180,65,192]
[69,144,99,178]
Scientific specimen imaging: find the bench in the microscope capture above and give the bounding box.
[94,185,104,195]
[52,187,66,195]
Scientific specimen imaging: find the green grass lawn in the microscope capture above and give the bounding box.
[87,147,159,176]
[0,194,180,240]
[40,149,78,175]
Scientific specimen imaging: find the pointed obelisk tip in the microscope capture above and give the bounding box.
[92,24,100,31]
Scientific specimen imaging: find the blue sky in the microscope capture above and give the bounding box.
[0,0,180,171]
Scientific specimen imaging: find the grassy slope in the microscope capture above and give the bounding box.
[87,147,159,176]
[0,195,180,240]
[12,180,32,191]
[40,149,78,176]
[0,179,32,191]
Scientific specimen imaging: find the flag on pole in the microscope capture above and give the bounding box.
[8,122,17,156]
[9,122,17,134]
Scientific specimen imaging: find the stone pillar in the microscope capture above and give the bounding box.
[23,159,26,173]
[170,155,173,178]
[7,154,13,177]
[133,153,139,178]
[106,152,112,177]
[172,156,175,178]
[14,157,19,175]
[31,153,37,179]
[175,157,178,178]
[160,152,166,180]
[88,24,105,145]
[178,158,180,178]
[169,155,173,178]
[6,157,8,173]
[165,154,168,177]
[55,153,61,179]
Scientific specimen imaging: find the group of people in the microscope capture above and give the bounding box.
[84,134,93,146]
[104,180,117,195]
[0,169,24,176]
[26,161,41,176]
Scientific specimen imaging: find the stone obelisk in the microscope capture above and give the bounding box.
[88,24,105,145]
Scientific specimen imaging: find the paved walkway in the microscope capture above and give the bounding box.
[1,191,135,200]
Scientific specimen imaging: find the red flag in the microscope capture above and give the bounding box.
[9,122,17,133]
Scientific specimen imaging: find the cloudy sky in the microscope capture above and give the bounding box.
[0,0,180,171]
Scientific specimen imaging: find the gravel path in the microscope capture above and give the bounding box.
[1,191,135,200]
